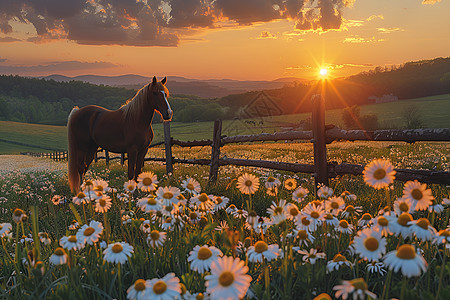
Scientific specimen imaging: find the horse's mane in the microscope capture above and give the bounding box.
[120,84,150,121]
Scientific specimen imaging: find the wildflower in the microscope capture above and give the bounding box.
[317,185,333,199]
[47,248,67,267]
[51,195,63,205]
[324,213,340,227]
[434,229,450,246]
[95,195,112,213]
[292,186,309,203]
[285,203,301,221]
[147,273,181,299]
[265,176,281,190]
[72,192,88,205]
[213,196,229,211]
[295,229,315,247]
[68,220,79,230]
[247,240,280,263]
[402,180,434,211]
[188,245,223,274]
[191,193,215,212]
[127,279,150,300]
[284,178,297,190]
[137,172,159,192]
[232,208,248,220]
[353,228,386,262]
[38,232,51,245]
[327,254,352,272]
[137,197,162,213]
[117,192,130,202]
[409,218,437,242]
[325,196,345,216]
[387,213,413,238]
[76,220,103,245]
[161,217,174,231]
[266,186,278,197]
[205,256,252,300]
[340,205,362,219]
[267,199,288,223]
[371,215,392,237]
[366,261,386,275]
[393,197,413,216]
[314,293,332,300]
[123,180,137,193]
[253,217,271,234]
[215,220,229,232]
[147,230,166,248]
[81,180,94,192]
[92,179,110,193]
[357,213,373,227]
[333,278,377,300]
[301,204,325,231]
[225,204,237,214]
[181,177,201,195]
[336,220,354,234]
[122,214,132,225]
[156,186,181,206]
[298,248,326,264]
[103,242,134,264]
[363,159,396,189]
[341,191,357,201]
[246,210,258,226]
[0,223,12,237]
[428,199,444,213]
[60,235,84,251]
[383,244,427,277]
[236,173,260,195]
[12,208,27,223]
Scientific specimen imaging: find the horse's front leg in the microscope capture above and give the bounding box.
[127,147,138,180]
[134,148,148,180]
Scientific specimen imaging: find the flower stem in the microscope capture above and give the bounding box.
[381,269,393,300]
[436,247,447,300]
[400,276,407,300]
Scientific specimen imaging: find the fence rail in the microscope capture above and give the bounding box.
[21,151,68,161]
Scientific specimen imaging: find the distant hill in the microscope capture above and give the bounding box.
[41,74,306,98]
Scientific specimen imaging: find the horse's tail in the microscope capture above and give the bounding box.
[67,106,80,193]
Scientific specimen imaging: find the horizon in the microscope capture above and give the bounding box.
[0,1,449,81]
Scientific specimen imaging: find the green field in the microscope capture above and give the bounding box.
[1,94,449,154]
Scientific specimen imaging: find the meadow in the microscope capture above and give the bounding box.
[0,140,449,299]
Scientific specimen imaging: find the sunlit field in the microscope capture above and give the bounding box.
[0,142,449,299]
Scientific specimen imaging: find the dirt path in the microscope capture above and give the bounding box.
[0,155,67,174]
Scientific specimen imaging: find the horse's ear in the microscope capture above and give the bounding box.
[161,77,167,85]
[152,76,157,86]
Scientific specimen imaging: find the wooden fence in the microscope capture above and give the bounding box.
[21,151,68,161]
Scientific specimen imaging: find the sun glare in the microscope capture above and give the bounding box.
[319,68,328,77]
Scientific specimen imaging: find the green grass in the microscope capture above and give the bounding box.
[1,94,449,154]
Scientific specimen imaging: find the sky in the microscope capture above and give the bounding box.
[0,0,449,81]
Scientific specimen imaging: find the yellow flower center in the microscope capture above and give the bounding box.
[373,168,386,180]
[313,293,332,300]
[396,244,416,259]
[196,293,204,300]
[399,202,409,212]
[142,177,153,186]
[150,230,160,240]
[244,237,252,248]
[290,207,299,216]
[153,280,167,295]
[112,243,123,253]
[310,211,320,219]
[350,278,368,290]
[147,198,157,205]
[364,237,379,251]
[397,213,413,226]
[267,176,275,182]
[345,205,355,213]
[77,192,86,198]
[298,230,308,240]
[361,213,372,220]
[216,197,223,204]
[218,271,234,287]
[94,186,104,192]
[245,180,253,187]
[339,220,349,229]
[127,185,134,191]
[411,189,423,200]
[254,241,269,253]
[333,254,347,262]
[165,218,172,224]
[331,201,339,209]
[186,183,194,190]
[274,207,283,215]
[198,193,208,202]
[84,227,95,236]
[85,180,93,186]
[416,218,430,230]
[378,216,389,227]
[325,213,334,220]
[163,192,173,199]
[134,279,146,291]
[438,230,450,237]
[301,217,310,226]
[297,192,305,198]
[54,247,65,256]
[189,212,198,219]
[13,208,24,216]
[312,200,322,206]
[99,198,107,207]
[197,247,213,260]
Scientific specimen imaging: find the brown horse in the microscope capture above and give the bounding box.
[67,76,172,193]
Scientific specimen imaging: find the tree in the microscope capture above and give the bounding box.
[402,104,424,129]
[342,105,360,129]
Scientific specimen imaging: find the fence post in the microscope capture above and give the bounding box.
[121,153,125,166]
[209,119,222,183]
[105,150,110,166]
[311,94,329,187]
[164,121,173,174]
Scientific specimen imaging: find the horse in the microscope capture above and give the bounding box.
[67,76,172,193]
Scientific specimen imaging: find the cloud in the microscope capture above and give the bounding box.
[0,60,119,75]
[286,65,312,70]
[422,0,441,4]
[377,27,405,34]
[256,31,277,39]
[0,36,21,43]
[0,0,356,46]
[366,14,384,21]
[343,35,386,43]
[0,58,7,63]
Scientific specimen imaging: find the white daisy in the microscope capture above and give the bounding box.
[95,195,112,213]
[236,173,260,195]
[137,197,162,213]
[72,191,89,205]
[49,247,68,265]
[247,240,280,263]
[300,203,325,232]
[92,179,110,193]
[103,242,134,264]
[191,193,215,212]
[393,197,413,216]
[333,278,377,300]
[336,220,354,235]
[59,235,85,251]
[188,245,223,274]
[147,273,181,299]
[433,229,450,246]
[383,244,427,277]
[340,205,363,219]
[156,186,181,206]
[325,196,345,216]
[297,248,326,264]
[137,171,159,192]
[147,230,166,248]
[213,196,229,211]
[366,261,386,275]
[0,223,12,237]
[127,279,151,300]
[353,228,387,262]
[402,180,434,211]
[265,176,281,189]
[387,213,413,239]
[357,213,373,227]
[371,215,393,237]
[181,177,201,195]
[327,254,352,272]
[295,229,315,247]
[363,159,396,189]
[76,220,103,245]
[409,218,437,242]
[317,185,333,199]
[38,232,51,245]
[292,186,309,203]
[123,180,137,193]
[284,178,297,191]
[428,200,444,214]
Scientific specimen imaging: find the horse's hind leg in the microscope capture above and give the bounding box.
[127,146,138,180]
[134,148,148,179]
[84,143,99,175]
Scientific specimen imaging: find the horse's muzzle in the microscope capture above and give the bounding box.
[162,109,173,121]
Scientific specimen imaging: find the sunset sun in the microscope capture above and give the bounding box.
[319,68,328,77]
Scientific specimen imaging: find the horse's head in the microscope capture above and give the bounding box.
[149,76,173,121]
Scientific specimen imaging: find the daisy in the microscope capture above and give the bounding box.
[127,279,151,300]
[188,210,202,224]
[265,176,281,189]
[327,254,352,272]
[284,178,297,191]
[336,220,354,235]
[103,242,134,264]
[363,159,396,189]
[285,203,301,221]
[213,196,229,211]
[181,177,201,195]
[266,186,278,197]
[156,186,181,206]
[313,293,332,300]
[267,199,288,220]
[325,196,345,216]
[246,210,258,226]
[60,235,85,251]
[341,191,357,202]
[49,247,68,265]
[191,193,215,212]
[51,195,63,205]
[232,208,248,220]
[402,180,434,211]
[317,185,333,199]
[188,245,223,274]
[68,220,79,230]
[295,229,315,247]
[137,171,159,192]
[253,217,271,234]
[247,240,280,263]
[292,186,309,203]
[383,244,427,277]
[333,278,377,300]
[340,205,363,219]
[205,256,252,300]
[123,180,137,193]
[324,213,340,227]
[366,261,386,275]
[353,228,386,262]
[38,232,51,245]
[0,223,12,237]
[297,248,326,264]
[387,213,413,238]
[95,195,112,213]
[433,229,450,246]
[371,215,392,237]
[161,217,174,231]
[137,197,162,213]
[215,220,229,232]
[357,213,373,227]
[225,204,237,214]
[236,173,260,195]
[409,218,437,242]
[76,220,103,245]
[393,197,413,216]
[428,199,444,214]
[147,273,181,299]
[12,208,27,223]
[92,179,110,193]
[301,204,325,231]
[147,230,166,248]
